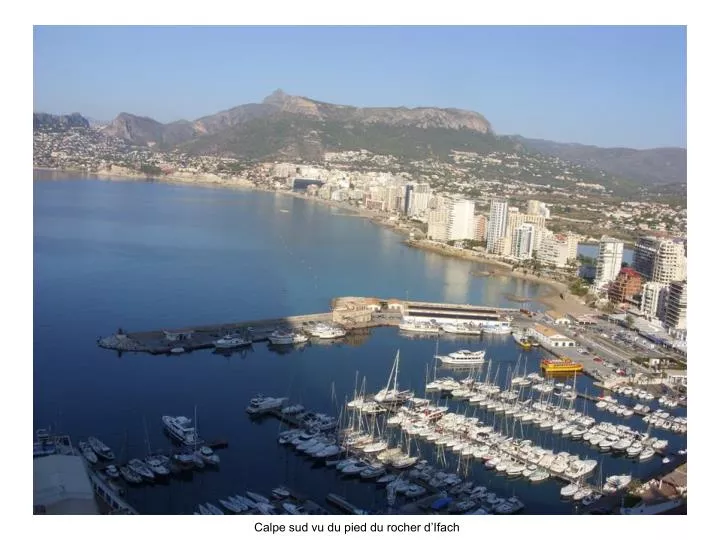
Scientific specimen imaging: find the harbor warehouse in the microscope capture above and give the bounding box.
[528,324,576,348]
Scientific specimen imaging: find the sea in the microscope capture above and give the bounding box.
[33,171,686,515]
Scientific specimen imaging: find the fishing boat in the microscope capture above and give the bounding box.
[268,329,309,345]
[213,334,252,349]
[512,332,533,350]
[87,437,115,460]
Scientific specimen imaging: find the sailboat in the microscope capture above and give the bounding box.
[374,351,413,404]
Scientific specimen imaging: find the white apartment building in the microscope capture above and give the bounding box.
[511,223,536,260]
[640,281,668,320]
[447,199,476,241]
[411,191,432,217]
[538,234,570,268]
[427,199,450,242]
[487,199,508,254]
[633,237,686,285]
[595,236,624,286]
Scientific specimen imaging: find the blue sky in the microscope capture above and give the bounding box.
[33,26,686,149]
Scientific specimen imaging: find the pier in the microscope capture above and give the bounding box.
[97,297,520,354]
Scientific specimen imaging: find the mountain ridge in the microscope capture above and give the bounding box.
[36,91,686,187]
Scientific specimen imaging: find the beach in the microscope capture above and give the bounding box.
[35,167,591,315]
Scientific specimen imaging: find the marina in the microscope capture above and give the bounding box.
[34,178,687,515]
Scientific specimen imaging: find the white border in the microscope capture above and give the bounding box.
[9,8,703,540]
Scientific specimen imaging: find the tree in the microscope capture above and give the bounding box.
[625,315,635,328]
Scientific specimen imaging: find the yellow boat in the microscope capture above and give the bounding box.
[541,357,583,373]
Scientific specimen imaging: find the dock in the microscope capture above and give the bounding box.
[97,297,521,355]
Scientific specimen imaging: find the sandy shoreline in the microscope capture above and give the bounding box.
[35,167,591,314]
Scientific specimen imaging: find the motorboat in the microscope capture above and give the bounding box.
[602,474,632,494]
[268,329,309,345]
[271,486,290,499]
[247,491,270,504]
[573,487,594,502]
[560,483,579,498]
[128,458,155,481]
[376,473,397,484]
[145,455,171,476]
[246,394,289,415]
[104,464,120,479]
[214,334,252,349]
[582,493,602,506]
[204,503,224,515]
[197,446,220,465]
[87,437,115,460]
[172,451,197,470]
[219,498,246,513]
[162,415,202,446]
[308,323,347,339]
[78,441,98,464]
[119,465,143,484]
[341,461,369,476]
[282,502,304,515]
[437,349,486,365]
[360,464,386,480]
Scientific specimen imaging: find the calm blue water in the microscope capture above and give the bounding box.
[578,244,635,265]
[34,172,684,515]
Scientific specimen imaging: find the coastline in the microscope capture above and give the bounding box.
[34,166,589,314]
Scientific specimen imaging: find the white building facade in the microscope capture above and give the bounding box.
[595,236,624,286]
[487,199,508,254]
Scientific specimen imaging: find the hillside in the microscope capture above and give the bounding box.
[33,112,89,131]
[516,137,686,186]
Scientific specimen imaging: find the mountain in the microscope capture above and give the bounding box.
[516,137,686,186]
[103,113,197,147]
[33,112,89,131]
[101,90,498,159]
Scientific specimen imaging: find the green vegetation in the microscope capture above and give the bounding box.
[139,164,163,176]
[569,279,589,297]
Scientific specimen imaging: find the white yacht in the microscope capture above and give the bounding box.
[620,498,684,515]
[162,415,202,446]
[87,437,115,460]
[308,323,347,339]
[214,334,252,349]
[245,395,288,414]
[437,349,486,365]
[268,329,308,345]
[603,474,632,494]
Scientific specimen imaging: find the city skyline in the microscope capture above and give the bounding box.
[33,26,686,149]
